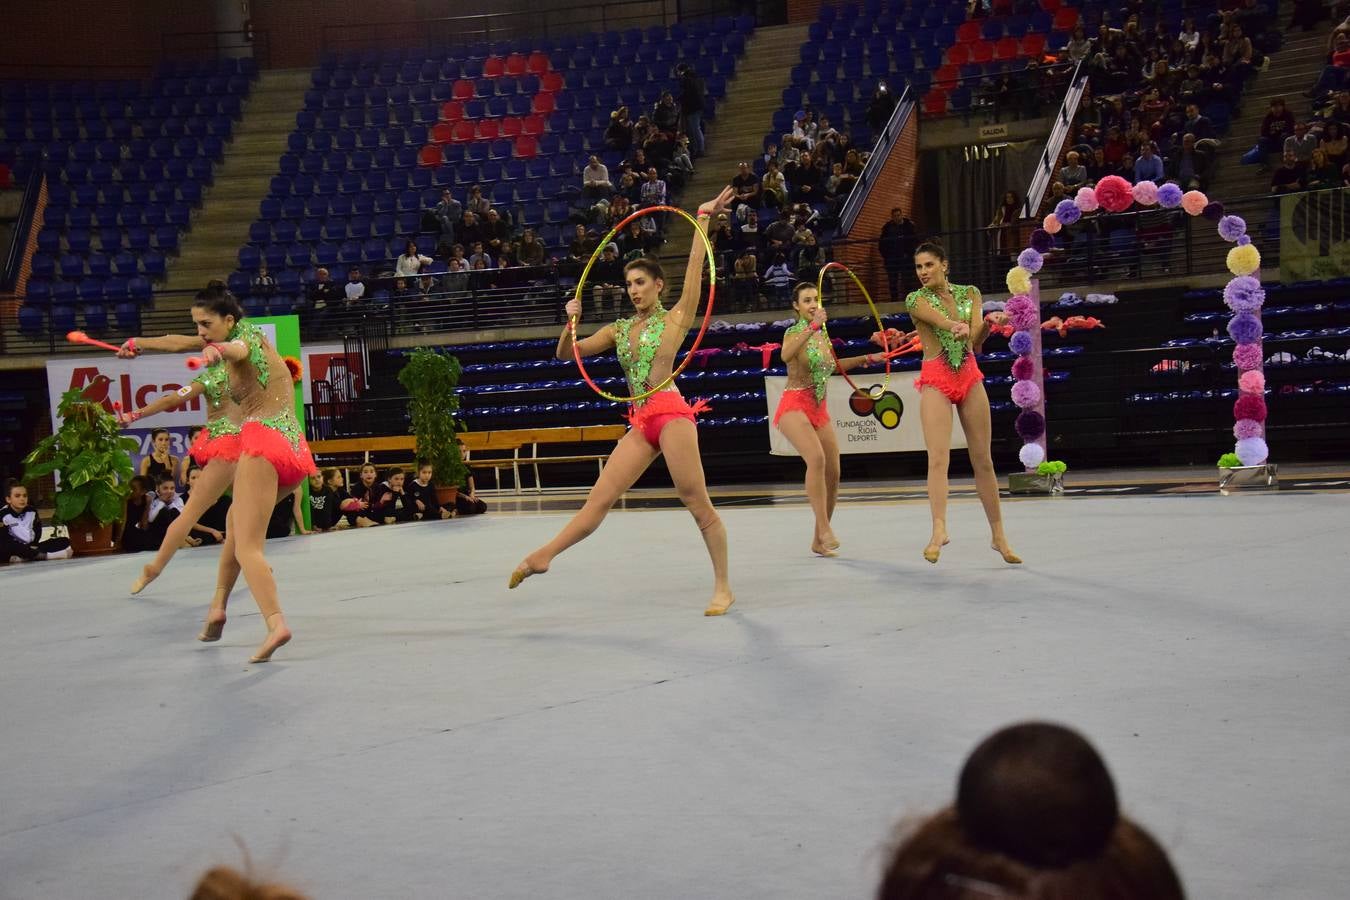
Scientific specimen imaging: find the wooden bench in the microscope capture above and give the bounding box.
[310,425,627,494]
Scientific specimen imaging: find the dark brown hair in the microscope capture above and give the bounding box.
[623,257,665,284]
[877,723,1184,900]
[190,866,309,900]
[791,281,819,304]
[192,286,246,322]
[914,241,947,262]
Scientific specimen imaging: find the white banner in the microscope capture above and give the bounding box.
[764,375,967,455]
[300,342,365,405]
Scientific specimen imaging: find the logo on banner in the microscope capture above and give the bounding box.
[66,366,203,416]
[846,385,904,430]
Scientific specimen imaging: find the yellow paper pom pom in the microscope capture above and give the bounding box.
[1006,266,1032,295]
[1226,244,1261,276]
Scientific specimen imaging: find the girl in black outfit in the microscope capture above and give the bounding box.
[345,463,382,526]
[2,481,72,562]
[139,428,179,488]
[121,476,158,553]
[307,470,342,531]
[376,469,418,523]
[407,462,449,520]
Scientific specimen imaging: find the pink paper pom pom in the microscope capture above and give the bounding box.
[1131,181,1159,206]
[1012,355,1035,380]
[1011,379,1042,409]
[1238,370,1265,394]
[1234,419,1264,440]
[1043,213,1062,234]
[1074,186,1099,212]
[1094,175,1134,213]
[1233,343,1263,371]
[1233,394,1267,422]
[1181,190,1208,216]
[1019,441,1046,468]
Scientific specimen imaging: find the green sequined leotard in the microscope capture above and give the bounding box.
[906,284,978,371]
[784,319,832,401]
[614,305,668,406]
[192,361,242,439]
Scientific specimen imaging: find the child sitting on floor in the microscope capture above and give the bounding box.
[1,480,73,562]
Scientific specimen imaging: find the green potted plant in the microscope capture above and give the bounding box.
[22,388,140,555]
[397,347,468,506]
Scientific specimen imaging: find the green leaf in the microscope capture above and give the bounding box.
[88,485,125,525]
[23,459,60,479]
[55,488,90,524]
[65,450,98,486]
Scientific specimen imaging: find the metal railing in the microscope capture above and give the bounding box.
[2,170,42,293]
[1021,59,1087,219]
[918,62,1076,124]
[839,83,912,236]
[161,29,271,70]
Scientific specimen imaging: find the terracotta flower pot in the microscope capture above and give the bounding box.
[67,519,116,556]
[434,486,459,507]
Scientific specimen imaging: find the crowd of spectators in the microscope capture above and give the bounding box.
[1264,10,1350,193]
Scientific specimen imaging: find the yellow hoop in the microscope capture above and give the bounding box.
[815,261,890,399]
[568,205,718,404]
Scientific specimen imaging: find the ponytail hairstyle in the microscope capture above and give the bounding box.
[913,240,948,262]
[192,286,246,323]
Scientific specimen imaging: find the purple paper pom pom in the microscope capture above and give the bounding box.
[1223,275,1265,313]
[1012,355,1035,380]
[1006,295,1039,332]
[1237,235,1252,246]
[1233,343,1263,370]
[1017,248,1045,273]
[1217,215,1247,242]
[1202,201,1226,222]
[1009,330,1034,355]
[1015,410,1046,440]
[1234,419,1264,440]
[1235,436,1269,467]
[1156,183,1184,208]
[1029,229,1054,253]
[1019,441,1046,468]
[1227,312,1262,345]
[1233,394,1267,422]
[1054,198,1082,225]
[1011,379,1042,408]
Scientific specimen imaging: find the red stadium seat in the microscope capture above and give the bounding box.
[947,44,971,65]
[971,41,994,64]
[431,122,453,144]
[1052,8,1079,30]
[527,51,550,75]
[522,114,545,136]
[1021,34,1047,58]
[514,135,538,158]
[500,116,522,137]
[451,120,476,142]
[1040,0,1062,12]
[482,57,505,78]
[957,21,981,43]
[934,65,960,88]
[417,145,441,167]
[476,119,500,139]
[452,80,474,101]
[505,53,527,76]
[440,100,464,122]
[923,90,949,115]
[994,37,1019,60]
[531,92,556,114]
[540,71,563,93]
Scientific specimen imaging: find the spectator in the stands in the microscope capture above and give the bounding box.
[433,188,462,246]
[763,213,796,257]
[1221,24,1257,82]
[1037,180,1068,218]
[618,220,653,258]
[143,475,184,550]
[466,184,490,219]
[761,160,787,209]
[739,209,761,251]
[794,229,822,284]
[990,190,1021,260]
[517,228,546,267]
[582,155,611,200]
[308,267,338,312]
[639,167,667,209]
[1284,121,1317,165]
[762,252,794,306]
[395,240,432,281]
[730,161,761,220]
[866,82,898,130]
[1067,25,1093,63]
[444,256,470,295]
[589,243,624,312]
[605,106,633,151]
[344,267,367,307]
[786,150,821,203]
[567,224,596,266]
[458,210,483,250]
[1059,151,1088,190]
[667,135,695,192]
[710,214,737,265]
[825,162,853,203]
[1253,98,1297,166]
[251,263,277,302]
[481,209,510,258]
[468,241,494,270]
[732,249,758,311]
[1179,17,1201,51]
[617,171,641,206]
[1135,141,1165,183]
[1271,149,1307,192]
[878,206,917,302]
[1321,121,1348,168]
[653,90,680,133]
[677,63,705,156]
[1180,102,1215,141]
[1307,148,1340,188]
[1310,32,1350,99]
[1166,133,1214,189]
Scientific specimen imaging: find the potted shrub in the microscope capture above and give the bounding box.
[397,347,468,506]
[22,388,140,555]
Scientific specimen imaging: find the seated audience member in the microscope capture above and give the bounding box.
[1284,121,1317,165]
[183,468,225,546]
[344,463,382,527]
[308,267,339,313]
[251,264,277,301]
[1271,149,1307,192]
[1,480,72,562]
[190,865,309,900]
[733,249,759,311]
[876,722,1185,900]
[761,160,787,209]
[407,461,451,520]
[590,243,625,313]
[1058,151,1089,190]
[517,228,546,267]
[121,476,156,552]
[394,240,433,280]
[454,440,488,516]
[1307,148,1341,188]
[762,252,794,306]
[1320,121,1348,169]
[306,470,341,532]
[731,161,762,219]
[344,267,367,307]
[179,428,202,486]
[143,475,184,549]
[1166,133,1214,189]
[1134,141,1166,183]
[376,468,418,523]
[323,468,354,530]
[266,490,308,539]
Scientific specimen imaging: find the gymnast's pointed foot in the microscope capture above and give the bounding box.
[197,610,227,642]
[811,538,838,558]
[249,613,291,663]
[130,563,161,595]
[508,553,549,589]
[923,528,950,564]
[705,588,736,616]
[992,541,1022,565]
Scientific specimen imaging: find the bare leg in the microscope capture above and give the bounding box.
[956,382,1020,564]
[230,456,291,662]
[199,506,238,642]
[510,429,659,587]
[776,411,836,556]
[658,418,734,615]
[818,422,842,546]
[131,460,236,595]
[919,386,954,563]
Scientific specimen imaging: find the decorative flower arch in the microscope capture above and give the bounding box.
[1003,176,1267,473]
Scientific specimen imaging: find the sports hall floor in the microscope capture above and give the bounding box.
[1,465,1347,899]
